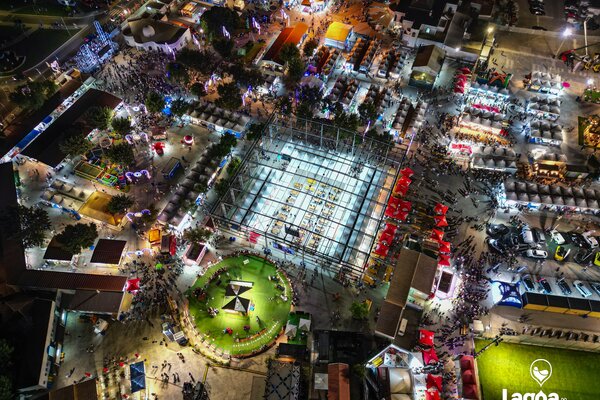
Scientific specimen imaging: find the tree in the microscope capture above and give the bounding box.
[279,43,301,65]
[212,37,235,59]
[111,117,131,136]
[0,340,13,370]
[215,82,242,110]
[334,110,360,133]
[0,205,51,248]
[190,82,207,97]
[170,98,190,117]
[9,80,57,110]
[177,49,217,74]
[220,132,238,150]
[107,194,134,215]
[106,142,135,166]
[350,301,369,320]
[227,156,241,176]
[358,101,378,124]
[59,133,93,157]
[183,227,213,244]
[296,100,313,120]
[214,179,229,197]
[87,106,114,130]
[145,91,165,114]
[166,62,189,84]
[227,62,264,87]
[303,38,319,57]
[246,122,265,141]
[200,6,241,36]
[139,204,159,228]
[0,375,12,400]
[284,57,305,88]
[55,223,98,254]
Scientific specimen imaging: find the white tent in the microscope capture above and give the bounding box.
[285,322,297,337]
[389,368,412,394]
[391,394,412,400]
[299,318,311,331]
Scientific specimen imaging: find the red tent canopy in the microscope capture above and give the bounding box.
[383,223,397,236]
[438,254,451,267]
[422,347,439,364]
[459,67,471,74]
[426,374,443,391]
[438,240,451,253]
[394,210,409,221]
[425,388,441,400]
[462,383,479,399]
[374,243,389,257]
[398,200,412,212]
[431,229,444,242]
[419,329,435,347]
[379,232,394,245]
[462,369,476,384]
[126,278,140,292]
[400,167,414,177]
[397,176,412,187]
[394,184,409,196]
[434,203,448,215]
[434,215,448,227]
[454,88,464,93]
[388,196,401,208]
[460,355,474,371]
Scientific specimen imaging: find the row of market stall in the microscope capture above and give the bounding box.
[502,179,600,212]
[186,101,251,138]
[525,70,564,95]
[328,75,359,108]
[529,119,563,146]
[470,145,519,173]
[526,95,561,121]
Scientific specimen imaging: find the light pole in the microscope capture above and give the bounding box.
[584,17,591,56]
[554,28,572,59]
[472,26,494,77]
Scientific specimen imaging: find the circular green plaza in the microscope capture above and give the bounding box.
[187,255,292,356]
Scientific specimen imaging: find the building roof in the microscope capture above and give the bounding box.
[16,298,53,390]
[392,0,447,30]
[0,162,26,285]
[21,88,121,167]
[375,300,403,339]
[65,290,125,314]
[327,363,350,400]
[264,361,301,400]
[90,239,127,264]
[123,18,188,45]
[43,237,75,261]
[262,23,309,65]
[412,44,444,75]
[325,22,353,43]
[16,270,128,291]
[40,379,99,400]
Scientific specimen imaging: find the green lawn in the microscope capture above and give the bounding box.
[476,340,600,400]
[187,255,292,355]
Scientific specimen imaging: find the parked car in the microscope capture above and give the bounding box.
[568,232,585,247]
[557,279,572,295]
[575,250,594,265]
[550,230,566,245]
[521,274,536,292]
[538,278,552,294]
[525,249,548,259]
[574,280,592,298]
[532,228,546,244]
[162,322,189,346]
[595,252,600,267]
[487,224,509,237]
[589,282,600,296]
[582,232,599,249]
[554,246,570,262]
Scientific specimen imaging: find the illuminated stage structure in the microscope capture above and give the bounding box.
[209,116,410,281]
[75,21,118,73]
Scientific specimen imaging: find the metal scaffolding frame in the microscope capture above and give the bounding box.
[208,115,410,279]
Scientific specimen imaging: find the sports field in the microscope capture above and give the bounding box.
[187,256,292,355]
[476,339,600,400]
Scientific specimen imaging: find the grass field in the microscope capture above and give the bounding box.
[476,340,600,400]
[187,256,291,355]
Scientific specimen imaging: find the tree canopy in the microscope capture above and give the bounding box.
[279,43,301,65]
[59,131,93,158]
[227,62,264,88]
[9,80,57,110]
[145,91,165,114]
[283,57,305,88]
[200,6,241,36]
[303,38,319,57]
[183,227,213,244]
[56,223,98,254]
[106,142,135,166]
[0,339,14,400]
[212,37,235,59]
[350,301,369,320]
[190,82,207,97]
[0,205,51,248]
[215,82,242,110]
[245,122,265,141]
[107,194,134,215]
[166,62,189,84]
[87,106,114,130]
[177,48,217,74]
[170,98,190,117]
[111,117,131,136]
[358,101,378,124]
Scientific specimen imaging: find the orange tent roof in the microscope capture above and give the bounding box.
[328,363,350,400]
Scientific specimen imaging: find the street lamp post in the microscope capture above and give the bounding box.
[554,28,572,59]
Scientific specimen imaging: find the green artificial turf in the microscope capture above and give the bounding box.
[187,255,292,355]
[475,339,600,400]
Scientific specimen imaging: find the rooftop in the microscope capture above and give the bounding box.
[262,23,309,65]
[123,17,188,45]
[90,239,127,265]
[325,22,353,43]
